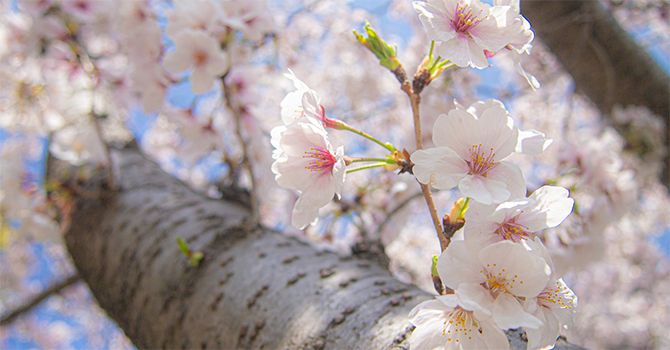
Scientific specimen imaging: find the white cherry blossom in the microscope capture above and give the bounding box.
[492,0,540,89]
[409,294,509,350]
[463,99,552,156]
[280,70,324,126]
[411,101,526,205]
[220,0,275,42]
[271,118,345,229]
[165,0,220,38]
[522,238,578,350]
[163,29,228,95]
[438,240,551,330]
[413,0,523,68]
[465,185,574,245]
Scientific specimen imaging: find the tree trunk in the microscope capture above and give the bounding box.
[521,0,670,188]
[62,149,583,349]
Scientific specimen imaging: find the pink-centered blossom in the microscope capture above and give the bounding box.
[271,118,345,229]
[522,238,578,350]
[411,101,526,205]
[413,0,523,68]
[437,240,551,330]
[409,294,510,350]
[163,29,228,95]
[465,185,574,245]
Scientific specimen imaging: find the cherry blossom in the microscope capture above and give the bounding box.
[411,101,526,205]
[271,118,345,229]
[163,29,228,95]
[409,293,510,350]
[165,0,220,38]
[462,99,552,156]
[522,238,578,350]
[437,240,551,330]
[280,70,324,126]
[413,0,523,68]
[465,185,574,245]
[220,0,275,42]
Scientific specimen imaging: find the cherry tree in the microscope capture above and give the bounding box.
[1,0,668,349]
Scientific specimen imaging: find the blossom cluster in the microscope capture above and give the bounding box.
[407,100,577,350]
[268,1,580,348]
[1,0,669,348]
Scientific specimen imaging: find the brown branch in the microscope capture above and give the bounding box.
[0,274,81,326]
[400,82,449,252]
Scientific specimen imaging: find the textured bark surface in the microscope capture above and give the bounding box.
[63,150,584,349]
[522,0,670,188]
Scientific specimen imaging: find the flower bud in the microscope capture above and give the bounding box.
[353,21,402,72]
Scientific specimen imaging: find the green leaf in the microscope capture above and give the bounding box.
[176,237,190,256]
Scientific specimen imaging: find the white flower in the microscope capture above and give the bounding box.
[163,29,228,95]
[271,119,345,229]
[280,70,325,126]
[464,99,551,156]
[522,238,577,350]
[493,0,539,89]
[438,240,551,330]
[409,294,510,350]
[165,0,220,38]
[413,0,523,68]
[465,185,574,245]
[411,101,525,205]
[221,0,275,42]
[130,62,169,113]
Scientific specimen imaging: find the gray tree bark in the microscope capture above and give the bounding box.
[62,149,584,349]
[521,0,670,188]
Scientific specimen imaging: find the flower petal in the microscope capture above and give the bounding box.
[516,129,552,156]
[492,293,543,329]
[411,147,469,190]
[486,160,527,200]
[459,174,510,205]
[437,240,486,289]
[190,66,214,94]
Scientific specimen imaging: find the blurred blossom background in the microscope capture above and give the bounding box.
[1,0,669,349]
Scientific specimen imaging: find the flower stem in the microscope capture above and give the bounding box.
[459,197,470,219]
[341,123,397,153]
[428,40,435,58]
[346,163,386,173]
[429,55,442,71]
[346,157,395,164]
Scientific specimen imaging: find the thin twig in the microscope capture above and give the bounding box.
[400,82,448,251]
[221,77,260,224]
[0,274,81,326]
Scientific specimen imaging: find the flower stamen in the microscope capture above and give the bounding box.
[468,144,498,175]
[303,147,336,173]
